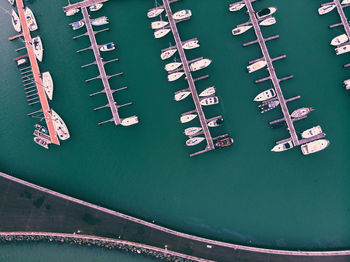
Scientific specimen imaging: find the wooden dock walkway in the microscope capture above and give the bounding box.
[243,0,300,146]
[162,0,215,153]
[80,7,121,125]
[15,0,60,145]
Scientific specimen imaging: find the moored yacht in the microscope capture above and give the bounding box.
[301,139,330,155]
[151,20,168,30]
[89,3,103,12]
[247,60,267,73]
[42,72,53,100]
[32,36,43,62]
[258,99,279,113]
[8,0,14,6]
[271,141,293,152]
[186,136,205,146]
[121,116,139,126]
[199,86,215,97]
[154,28,171,39]
[66,8,79,16]
[291,107,313,118]
[168,72,185,82]
[342,0,350,4]
[208,117,224,127]
[147,7,164,18]
[335,44,350,55]
[259,17,276,26]
[253,88,276,102]
[34,137,49,149]
[256,7,277,19]
[344,79,350,89]
[91,16,109,26]
[16,58,28,66]
[232,25,252,36]
[164,61,182,72]
[51,109,70,141]
[215,137,234,148]
[25,7,38,31]
[71,21,84,30]
[183,40,200,50]
[161,48,177,60]
[184,127,202,136]
[318,4,336,15]
[11,9,21,33]
[180,113,197,123]
[189,58,212,72]
[174,90,191,101]
[229,2,245,12]
[330,34,348,46]
[100,42,115,52]
[301,125,323,139]
[173,9,192,20]
[200,96,219,106]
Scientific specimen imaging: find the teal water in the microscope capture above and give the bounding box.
[0,0,350,260]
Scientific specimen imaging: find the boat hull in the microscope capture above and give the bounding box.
[11,9,21,32]
[180,114,197,123]
[51,109,70,141]
[301,139,329,155]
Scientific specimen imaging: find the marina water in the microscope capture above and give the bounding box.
[0,0,349,260]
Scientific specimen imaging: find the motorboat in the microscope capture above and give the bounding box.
[330,34,348,46]
[258,99,279,113]
[253,88,276,102]
[32,36,43,62]
[100,42,115,52]
[215,137,234,148]
[51,109,70,141]
[42,72,53,100]
[199,86,215,97]
[200,96,219,106]
[291,107,313,118]
[318,4,336,15]
[186,136,205,146]
[301,125,323,139]
[34,124,49,135]
[180,114,197,123]
[183,40,200,50]
[91,16,109,26]
[151,21,168,30]
[164,61,182,72]
[247,60,267,73]
[173,9,192,20]
[161,48,177,60]
[208,117,224,127]
[184,127,202,136]
[33,137,49,149]
[11,9,21,33]
[335,44,350,55]
[342,0,350,4]
[256,7,277,19]
[71,21,84,30]
[154,28,171,39]
[174,90,191,101]
[8,0,14,5]
[168,72,185,82]
[16,58,28,66]
[121,116,139,126]
[66,8,79,16]
[229,2,245,12]
[301,139,330,155]
[344,79,350,89]
[25,7,38,31]
[89,3,103,12]
[147,7,164,18]
[189,58,212,72]
[271,141,293,152]
[259,17,276,26]
[232,25,252,36]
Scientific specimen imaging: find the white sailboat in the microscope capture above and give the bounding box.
[42,72,53,100]
[189,58,212,72]
[318,4,336,15]
[180,114,197,124]
[335,44,350,55]
[25,7,38,31]
[199,86,215,97]
[259,17,276,26]
[174,90,191,101]
[154,28,171,39]
[291,107,313,118]
[89,3,103,12]
[11,9,21,33]
[200,96,219,106]
[330,34,348,46]
[253,89,276,102]
[164,62,182,72]
[232,25,252,36]
[121,116,139,126]
[301,126,323,139]
[173,9,192,20]
[161,48,177,60]
[51,109,70,141]
[184,127,202,136]
[256,7,277,19]
[183,40,200,50]
[247,60,267,73]
[271,141,293,152]
[168,72,184,82]
[147,8,164,18]
[301,139,330,155]
[186,137,205,146]
[151,20,169,30]
[32,36,43,62]
[229,2,245,12]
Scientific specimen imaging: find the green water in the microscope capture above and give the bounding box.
[0,0,350,259]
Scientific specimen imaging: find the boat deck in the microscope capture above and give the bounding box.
[14,0,60,145]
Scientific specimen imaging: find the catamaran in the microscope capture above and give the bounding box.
[200,96,219,106]
[330,34,348,46]
[301,139,329,155]
[271,141,293,152]
[147,7,164,18]
[180,114,197,124]
[173,9,192,20]
[66,8,79,16]
[229,2,245,12]
[335,44,350,55]
[100,42,115,52]
[259,17,276,26]
[168,72,184,82]
[189,58,212,71]
[247,60,267,73]
[318,4,336,15]
[186,137,205,146]
[11,9,21,33]
[199,86,215,97]
[151,21,168,30]
[121,116,139,126]
[301,126,323,139]
[89,3,103,12]
[42,72,53,100]
[32,36,43,62]
[154,28,171,39]
[253,89,276,102]
[184,127,202,136]
[91,16,109,26]
[232,25,252,36]
[71,21,84,30]
[183,40,200,50]
[25,7,38,31]
[256,7,277,19]
[174,90,191,101]
[165,62,182,72]
[51,109,70,141]
[161,48,177,60]
[291,107,313,118]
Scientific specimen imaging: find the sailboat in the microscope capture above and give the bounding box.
[121,116,139,126]
[180,114,197,124]
[161,48,177,60]
[11,9,21,32]
[42,72,53,100]
[51,109,70,141]
[25,7,38,31]
[184,127,202,136]
[32,36,43,62]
